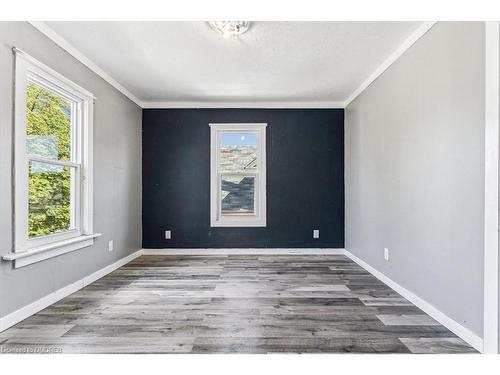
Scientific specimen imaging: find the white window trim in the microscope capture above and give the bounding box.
[483,21,499,354]
[2,48,100,268]
[209,123,267,227]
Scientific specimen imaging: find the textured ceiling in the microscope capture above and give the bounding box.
[45,21,421,105]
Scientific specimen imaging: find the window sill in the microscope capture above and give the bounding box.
[210,220,267,227]
[2,233,102,268]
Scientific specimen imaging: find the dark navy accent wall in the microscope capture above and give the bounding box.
[142,108,344,248]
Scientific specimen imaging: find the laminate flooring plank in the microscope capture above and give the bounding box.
[377,314,440,326]
[1,337,194,354]
[0,254,476,353]
[399,338,478,354]
[192,337,411,353]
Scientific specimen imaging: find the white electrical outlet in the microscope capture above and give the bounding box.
[313,229,320,239]
[165,230,171,240]
[384,247,389,261]
[108,240,114,252]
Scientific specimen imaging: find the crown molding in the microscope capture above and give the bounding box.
[28,21,344,109]
[142,101,345,109]
[28,21,437,110]
[344,21,437,107]
[28,21,144,107]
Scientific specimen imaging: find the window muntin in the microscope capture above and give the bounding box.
[210,124,266,227]
[13,49,95,259]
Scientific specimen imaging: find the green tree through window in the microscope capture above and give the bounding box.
[26,83,72,237]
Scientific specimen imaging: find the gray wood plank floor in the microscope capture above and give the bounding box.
[0,254,477,354]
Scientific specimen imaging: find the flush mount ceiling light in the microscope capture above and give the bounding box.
[208,21,250,39]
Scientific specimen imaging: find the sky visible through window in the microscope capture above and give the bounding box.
[220,133,257,147]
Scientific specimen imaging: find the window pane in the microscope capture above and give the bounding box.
[28,161,75,237]
[219,132,257,173]
[26,82,72,161]
[221,175,255,216]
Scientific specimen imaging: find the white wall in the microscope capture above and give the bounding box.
[0,22,142,318]
[345,22,485,336]
[497,23,500,353]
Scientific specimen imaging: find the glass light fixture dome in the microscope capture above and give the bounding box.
[208,21,250,39]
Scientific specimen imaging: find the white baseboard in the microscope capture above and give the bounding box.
[343,250,484,353]
[142,248,345,255]
[0,247,485,353]
[0,249,143,333]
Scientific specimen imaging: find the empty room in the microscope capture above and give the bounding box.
[1,4,500,366]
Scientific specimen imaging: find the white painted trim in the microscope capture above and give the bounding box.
[0,246,484,354]
[142,248,345,255]
[26,21,437,110]
[2,233,102,268]
[210,123,267,227]
[28,22,143,107]
[13,49,95,260]
[344,250,484,353]
[484,21,500,354]
[344,21,437,107]
[14,47,95,100]
[143,101,346,109]
[0,249,143,333]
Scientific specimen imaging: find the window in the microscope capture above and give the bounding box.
[9,49,98,267]
[210,123,267,227]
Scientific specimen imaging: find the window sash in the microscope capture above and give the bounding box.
[218,173,259,218]
[27,159,82,244]
[27,155,81,169]
[218,130,259,174]
[26,77,82,165]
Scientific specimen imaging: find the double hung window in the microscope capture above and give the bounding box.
[209,123,267,227]
[8,49,97,267]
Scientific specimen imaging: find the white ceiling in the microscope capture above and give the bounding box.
[43,21,422,106]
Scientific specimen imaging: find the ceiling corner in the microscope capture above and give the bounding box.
[343,21,437,108]
[28,21,144,108]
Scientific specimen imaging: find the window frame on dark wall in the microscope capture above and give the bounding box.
[6,48,99,268]
[209,123,267,227]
